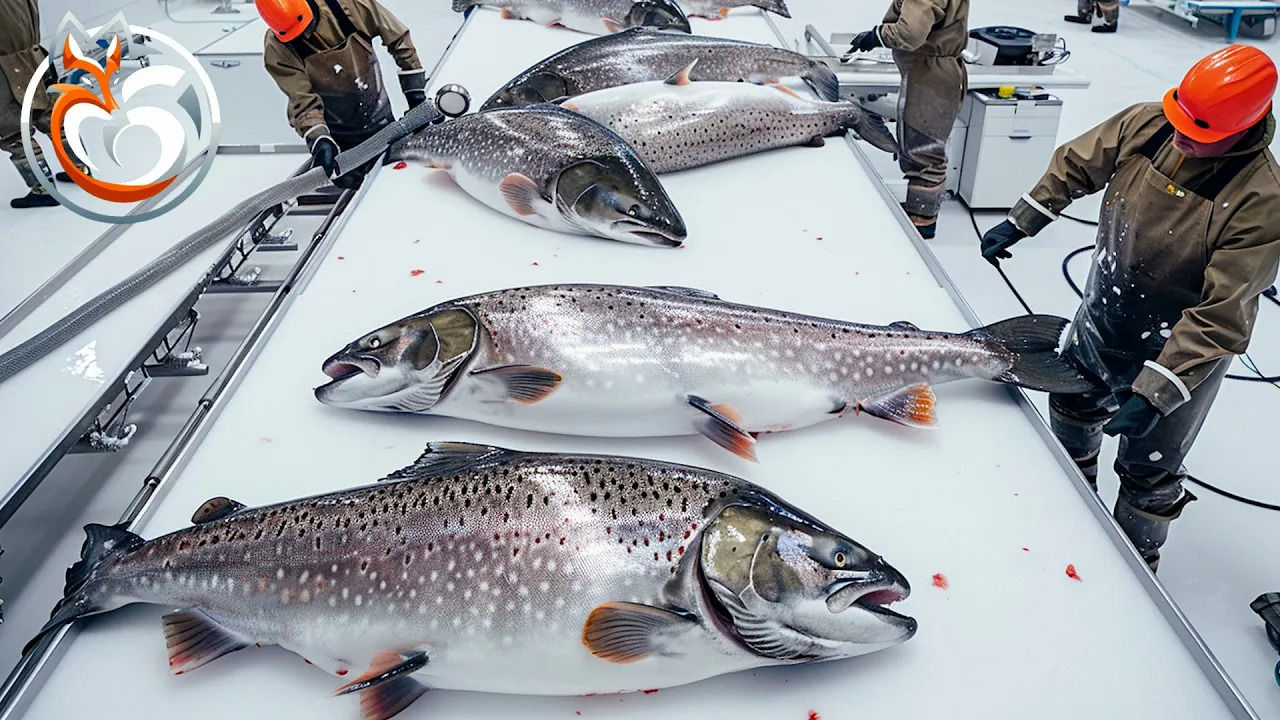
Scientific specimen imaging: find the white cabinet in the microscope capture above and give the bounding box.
[958,91,1062,209]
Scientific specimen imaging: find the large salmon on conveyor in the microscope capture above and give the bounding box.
[482,28,842,109]
[316,284,1098,460]
[28,443,915,720]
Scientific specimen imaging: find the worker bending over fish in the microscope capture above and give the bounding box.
[255,0,427,188]
[981,46,1280,570]
[843,0,969,239]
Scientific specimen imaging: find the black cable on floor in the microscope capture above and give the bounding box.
[965,205,1036,315]
[1187,474,1280,512]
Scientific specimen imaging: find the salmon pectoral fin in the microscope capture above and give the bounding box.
[163,609,251,675]
[583,602,696,663]
[601,17,624,33]
[688,395,758,462]
[469,364,563,404]
[858,384,937,428]
[190,496,246,524]
[769,83,803,99]
[498,172,542,216]
[334,651,429,720]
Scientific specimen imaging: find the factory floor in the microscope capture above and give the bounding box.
[1,0,1278,715]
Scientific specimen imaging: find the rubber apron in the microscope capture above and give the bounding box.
[1063,124,1256,390]
[297,0,393,147]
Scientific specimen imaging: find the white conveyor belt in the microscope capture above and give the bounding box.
[0,153,305,519]
[15,9,1252,720]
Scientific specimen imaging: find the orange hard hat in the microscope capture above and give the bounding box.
[256,0,314,42]
[1163,45,1277,144]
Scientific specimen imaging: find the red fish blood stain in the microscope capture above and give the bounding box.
[409,269,425,277]
[931,573,948,590]
[392,161,408,169]
[808,712,821,720]
[1065,564,1082,581]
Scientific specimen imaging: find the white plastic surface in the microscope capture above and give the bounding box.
[0,153,303,511]
[20,10,1245,720]
[837,63,1092,91]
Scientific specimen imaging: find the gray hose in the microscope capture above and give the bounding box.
[0,99,445,385]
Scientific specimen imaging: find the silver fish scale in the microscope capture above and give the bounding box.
[495,0,640,22]
[107,452,740,657]
[572,85,858,172]
[459,285,1011,412]
[397,107,651,197]
[485,30,823,107]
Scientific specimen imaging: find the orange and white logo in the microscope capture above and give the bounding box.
[20,13,220,222]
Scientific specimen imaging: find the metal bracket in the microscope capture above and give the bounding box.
[257,228,297,252]
[70,370,148,454]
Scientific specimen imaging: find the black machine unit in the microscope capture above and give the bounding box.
[969,26,1039,66]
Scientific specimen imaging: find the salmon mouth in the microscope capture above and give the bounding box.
[322,355,379,380]
[826,577,914,627]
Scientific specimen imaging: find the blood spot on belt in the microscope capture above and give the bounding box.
[410,269,425,277]
[931,573,948,589]
[642,688,659,694]
[393,161,408,170]
[1065,564,1081,581]
[808,711,821,720]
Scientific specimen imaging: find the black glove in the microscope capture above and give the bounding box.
[310,135,340,177]
[1103,394,1162,438]
[399,69,428,112]
[846,29,883,56]
[980,220,1027,266]
[332,158,374,190]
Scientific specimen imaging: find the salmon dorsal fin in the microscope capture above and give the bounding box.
[380,442,520,482]
[664,59,699,86]
[190,496,247,524]
[648,285,719,299]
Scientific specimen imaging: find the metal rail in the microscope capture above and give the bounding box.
[0,178,359,720]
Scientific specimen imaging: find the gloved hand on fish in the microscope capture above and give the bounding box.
[316,284,1102,460]
[385,106,686,246]
[680,0,790,19]
[453,0,690,35]
[28,442,915,720]
[482,28,841,110]
[558,60,898,172]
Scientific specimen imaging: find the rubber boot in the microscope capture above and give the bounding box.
[10,189,58,208]
[1074,450,1100,492]
[1063,14,1091,24]
[902,204,937,239]
[1112,490,1196,572]
[1092,23,1117,33]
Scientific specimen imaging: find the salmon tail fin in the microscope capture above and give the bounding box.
[845,106,899,155]
[966,315,1101,393]
[752,0,791,17]
[801,61,839,102]
[23,523,143,655]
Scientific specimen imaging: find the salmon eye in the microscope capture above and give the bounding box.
[834,552,847,566]
[627,205,639,217]
[368,337,382,349]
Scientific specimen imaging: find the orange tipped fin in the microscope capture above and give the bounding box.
[718,7,729,16]
[163,609,250,675]
[560,102,579,111]
[498,172,541,216]
[858,384,937,428]
[500,8,513,18]
[664,60,699,87]
[770,83,803,99]
[583,602,695,663]
[688,395,757,461]
[333,651,429,720]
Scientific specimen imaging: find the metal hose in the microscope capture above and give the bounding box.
[0,99,445,385]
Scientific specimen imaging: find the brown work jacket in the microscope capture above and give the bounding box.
[1010,103,1280,413]
[877,0,969,57]
[263,0,421,139]
[0,0,50,116]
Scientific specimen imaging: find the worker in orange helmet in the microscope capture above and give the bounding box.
[255,0,426,188]
[980,45,1280,570]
